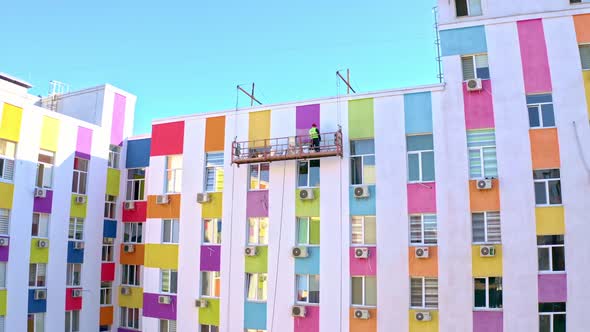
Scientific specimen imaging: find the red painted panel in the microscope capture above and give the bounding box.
[122,201,147,222]
[101,263,115,282]
[65,288,83,310]
[150,121,185,156]
[518,19,552,94]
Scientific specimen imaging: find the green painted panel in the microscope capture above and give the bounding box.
[309,217,320,245]
[106,168,121,196]
[295,189,320,217]
[0,290,6,315]
[70,195,87,218]
[199,298,220,326]
[348,98,374,139]
[30,239,49,263]
[245,246,268,273]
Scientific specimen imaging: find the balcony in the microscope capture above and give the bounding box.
[232,130,343,165]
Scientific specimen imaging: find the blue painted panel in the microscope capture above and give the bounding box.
[67,241,84,263]
[126,138,151,168]
[103,219,117,238]
[294,247,320,275]
[406,134,434,151]
[28,290,47,313]
[440,25,487,56]
[404,92,433,134]
[244,301,267,329]
[349,185,376,215]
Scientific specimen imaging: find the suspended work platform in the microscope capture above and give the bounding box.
[231,130,343,165]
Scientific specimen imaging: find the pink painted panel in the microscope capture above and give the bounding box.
[473,311,503,332]
[294,305,319,332]
[407,183,436,213]
[65,288,83,310]
[76,127,92,159]
[463,80,495,130]
[110,93,126,146]
[296,104,320,138]
[538,274,567,302]
[517,19,552,93]
[349,247,377,276]
[246,191,269,217]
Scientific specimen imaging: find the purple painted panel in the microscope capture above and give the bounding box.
[246,191,269,217]
[33,190,53,213]
[0,237,8,262]
[200,245,221,271]
[143,293,177,320]
[110,93,126,146]
[76,127,92,160]
[296,104,320,138]
[473,311,503,332]
[538,274,567,302]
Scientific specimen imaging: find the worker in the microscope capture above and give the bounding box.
[309,123,321,152]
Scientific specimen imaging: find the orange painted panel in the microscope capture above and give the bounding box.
[529,129,560,169]
[409,246,438,277]
[469,179,500,212]
[100,306,113,325]
[349,308,377,332]
[119,244,145,265]
[146,194,181,218]
[574,14,590,43]
[205,116,226,152]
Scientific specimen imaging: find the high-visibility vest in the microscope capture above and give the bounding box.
[309,127,319,139]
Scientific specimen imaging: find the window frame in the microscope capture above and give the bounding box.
[526,96,555,129]
[533,169,562,207]
[120,307,141,330]
[108,145,121,169]
[296,217,319,247]
[159,319,177,332]
[66,263,82,287]
[0,262,6,289]
[455,0,482,17]
[36,149,54,189]
[350,139,375,186]
[31,213,49,238]
[200,325,219,332]
[100,281,112,306]
[473,277,503,310]
[68,217,84,241]
[245,272,268,302]
[71,157,89,195]
[27,312,45,332]
[205,152,224,193]
[0,209,9,236]
[65,310,80,332]
[539,303,566,332]
[165,155,183,194]
[0,139,16,183]
[537,236,565,273]
[351,275,377,307]
[29,263,47,288]
[410,277,439,309]
[123,222,143,244]
[350,216,376,246]
[295,274,320,305]
[409,214,437,246]
[202,219,221,245]
[468,146,497,179]
[104,195,117,219]
[121,264,141,286]
[471,211,501,244]
[160,269,178,294]
[102,238,114,262]
[579,43,590,70]
[200,271,221,298]
[407,149,434,183]
[297,159,320,188]
[461,53,489,81]
[126,168,146,201]
[248,163,270,191]
[247,218,269,246]
[161,219,179,244]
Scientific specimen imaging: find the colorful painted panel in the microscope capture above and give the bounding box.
[103,219,116,238]
[205,116,226,152]
[529,129,560,169]
[538,274,567,303]
[146,194,181,219]
[151,121,185,156]
[144,244,178,269]
[118,287,143,308]
[28,290,46,313]
[294,247,320,275]
[100,306,114,326]
[126,138,151,168]
[296,104,320,138]
[536,207,565,235]
[294,305,319,332]
[67,241,84,263]
[469,179,500,212]
[440,26,487,57]
[472,245,503,277]
[39,116,60,152]
[65,288,83,310]
[404,92,433,134]
[348,98,374,139]
[199,297,220,326]
[244,301,267,330]
[350,308,377,332]
[408,309,437,332]
[296,188,320,217]
[349,247,377,276]
[101,263,115,282]
[122,201,147,222]
[201,192,223,219]
[407,183,436,214]
[517,19,552,94]
[349,186,376,216]
[33,190,53,214]
[247,191,269,217]
[111,93,126,146]
[0,103,22,142]
[0,237,8,262]
[245,246,268,273]
[119,244,145,265]
[30,239,49,263]
[106,168,121,196]
[248,110,271,148]
[143,293,177,320]
[463,80,495,130]
[76,127,92,159]
[200,245,221,272]
[409,246,438,277]
[0,183,14,209]
[473,311,503,332]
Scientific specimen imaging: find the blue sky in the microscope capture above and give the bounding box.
[2,0,438,135]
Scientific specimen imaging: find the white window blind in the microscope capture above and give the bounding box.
[472,212,501,243]
[410,214,437,245]
[0,210,9,236]
[580,44,590,70]
[467,129,497,179]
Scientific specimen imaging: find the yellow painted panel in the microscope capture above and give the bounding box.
[248,110,271,148]
[583,71,590,119]
[202,192,223,218]
[144,244,178,269]
[106,168,121,196]
[118,286,143,308]
[536,206,565,235]
[70,195,87,218]
[0,103,23,142]
[39,116,60,152]
[472,245,503,277]
[30,239,49,263]
[408,309,438,332]
[0,183,14,209]
[0,289,6,315]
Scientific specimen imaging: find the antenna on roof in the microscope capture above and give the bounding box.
[433,6,443,83]
[236,83,262,107]
[336,69,356,94]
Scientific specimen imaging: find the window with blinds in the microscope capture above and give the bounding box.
[472,212,501,244]
[165,155,183,193]
[205,152,224,192]
[162,219,179,244]
[467,129,497,179]
[160,269,178,294]
[579,44,590,70]
[410,277,438,308]
[461,54,490,80]
[410,214,437,245]
[0,139,16,182]
[160,319,177,332]
[0,210,9,236]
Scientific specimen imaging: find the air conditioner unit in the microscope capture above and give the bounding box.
[195,299,209,308]
[71,289,82,298]
[299,189,314,200]
[75,196,86,204]
[354,247,370,259]
[34,289,47,300]
[415,311,432,322]
[476,179,492,190]
[73,241,85,250]
[466,78,483,92]
[292,246,308,258]
[37,239,48,248]
[124,244,135,253]
[123,201,135,210]
[244,246,258,256]
[292,305,306,317]
[353,185,370,198]
[0,238,8,247]
[158,295,171,304]
[354,309,370,320]
[156,195,169,205]
[480,245,496,257]
[120,287,132,295]
[34,188,47,198]
[197,193,210,204]
[415,247,429,259]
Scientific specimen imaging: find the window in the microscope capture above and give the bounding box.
[0,139,16,182]
[203,219,221,244]
[160,269,178,294]
[407,135,435,183]
[165,155,183,193]
[456,0,482,17]
[71,157,88,195]
[534,169,562,206]
[351,276,377,307]
[108,145,121,169]
[467,129,497,179]
[64,311,80,332]
[409,214,437,245]
[31,213,49,238]
[159,320,177,332]
[126,168,146,201]
[579,44,590,70]
[205,152,224,192]
[121,265,141,286]
[410,277,438,308]
[0,209,7,237]
[0,263,6,288]
[201,271,221,298]
[123,222,143,243]
[27,313,44,332]
[162,219,179,244]
[102,238,114,262]
[29,264,46,288]
[36,150,54,188]
[0,316,4,332]
[247,218,269,245]
[68,217,84,241]
[248,163,269,190]
[100,282,112,306]
[245,273,267,301]
[120,307,140,330]
[200,325,219,332]
[474,277,503,309]
[296,217,320,246]
[538,235,565,273]
[472,212,501,244]
[461,54,490,80]
[99,325,110,332]
[66,264,82,287]
[351,216,376,246]
[527,94,555,128]
[104,195,117,219]
[350,140,375,185]
[296,274,320,304]
[539,302,566,332]
[298,160,320,188]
